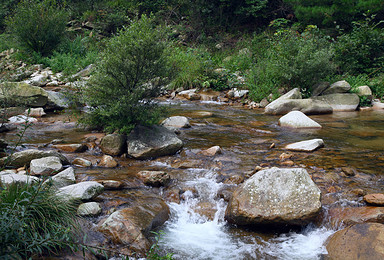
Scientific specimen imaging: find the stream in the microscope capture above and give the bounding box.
[3,99,384,259]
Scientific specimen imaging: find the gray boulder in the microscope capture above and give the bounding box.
[265,88,301,112]
[100,134,127,156]
[57,181,104,201]
[46,91,69,110]
[356,85,372,96]
[0,173,40,186]
[279,111,322,128]
[225,167,322,226]
[127,125,183,159]
[161,116,191,129]
[264,99,332,115]
[0,149,69,168]
[0,82,48,107]
[44,167,76,188]
[313,93,359,111]
[311,82,330,97]
[322,80,351,95]
[30,156,63,176]
[77,202,102,216]
[285,139,324,152]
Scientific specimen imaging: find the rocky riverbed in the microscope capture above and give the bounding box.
[2,53,384,259]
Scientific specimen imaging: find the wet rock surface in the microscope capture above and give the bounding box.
[326,223,384,260]
[225,167,322,226]
[126,125,183,159]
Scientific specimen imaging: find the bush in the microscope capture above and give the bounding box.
[81,15,168,134]
[6,0,68,56]
[248,25,336,101]
[0,181,79,258]
[167,46,214,90]
[334,15,384,75]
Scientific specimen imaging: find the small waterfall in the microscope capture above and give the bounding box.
[160,169,336,259]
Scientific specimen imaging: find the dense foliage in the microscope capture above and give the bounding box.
[81,15,168,134]
[6,0,68,56]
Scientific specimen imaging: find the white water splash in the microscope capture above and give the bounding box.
[160,170,335,260]
[263,226,336,260]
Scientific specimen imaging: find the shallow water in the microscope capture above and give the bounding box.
[4,100,384,259]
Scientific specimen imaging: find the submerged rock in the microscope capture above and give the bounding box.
[137,170,171,187]
[126,125,183,159]
[225,167,321,226]
[98,155,118,168]
[328,207,384,227]
[52,144,88,153]
[279,111,322,128]
[364,194,384,206]
[326,223,384,260]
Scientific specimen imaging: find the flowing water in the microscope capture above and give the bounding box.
[3,100,384,259]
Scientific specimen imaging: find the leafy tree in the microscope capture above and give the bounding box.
[334,15,384,75]
[81,15,168,134]
[6,0,68,56]
[0,0,20,32]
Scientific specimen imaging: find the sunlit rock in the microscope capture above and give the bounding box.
[265,99,332,115]
[0,173,39,186]
[225,167,321,226]
[326,223,384,260]
[364,193,384,206]
[77,202,102,216]
[285,139,324,152]
[0,149,69,168]
[98,155,118,168]
[58,181,104,200]
[30,156,63,176]
[322,80,351,95]
[313,93,359,111]
[279,111,322,128]
[98,192,169,252]
[43,167,76,188]
[161,116,191,129]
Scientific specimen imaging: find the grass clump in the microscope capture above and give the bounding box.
[0,180,79,258]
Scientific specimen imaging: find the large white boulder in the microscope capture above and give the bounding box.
[225,167,322,226]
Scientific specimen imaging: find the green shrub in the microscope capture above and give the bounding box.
[248,25,336,101]
[334,15,384,76]
[167,46,214,90]
[369,73,384,99]
[81,15,168,134]
[0,181,79,258]
[6,0,68,56]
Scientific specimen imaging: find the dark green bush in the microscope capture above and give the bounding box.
[334,16,384,76]
[0,181,79,258]
[81,15,168,134]
[248,25,336,101]
[6,0,68,56]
